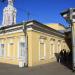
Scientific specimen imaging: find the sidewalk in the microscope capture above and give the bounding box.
[0,62,74,75]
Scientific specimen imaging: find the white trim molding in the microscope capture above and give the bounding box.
[39,38,46,60]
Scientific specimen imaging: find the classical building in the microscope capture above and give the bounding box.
[0,0,71,67]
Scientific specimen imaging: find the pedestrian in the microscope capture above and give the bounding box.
[63,49,67,64]
[59,50,64,63]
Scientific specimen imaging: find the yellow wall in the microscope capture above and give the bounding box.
[47,23,66,31]
[28,30,70,67]
[27,31,33,66]
[0,32,24,65]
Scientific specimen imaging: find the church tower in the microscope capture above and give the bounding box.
[2,0,17,26]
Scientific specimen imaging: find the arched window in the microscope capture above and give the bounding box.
[63,41,66,49]
[0,39,5,57]
[57,40,61,53]
[49,38,55,58]
[39,38,46,60]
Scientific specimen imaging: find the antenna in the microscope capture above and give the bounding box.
[26,11,30,21]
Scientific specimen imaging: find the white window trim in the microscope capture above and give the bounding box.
[7,38,14,58]
[7,43,14,58]
[49,39,55,59]
[18,36,26,59]
[19,42,25,58]
[18,38,19,59]
[4,44,6,57]
[49,42,52,59]
[50,43,54,58]
[0,43,5,57]
[7,43,10,57]
[57,43,61,53]
[39,40,46,60]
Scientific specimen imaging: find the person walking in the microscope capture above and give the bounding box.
[59,50,64,63]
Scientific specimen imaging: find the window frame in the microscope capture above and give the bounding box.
[39,38,46,60]
[0,43,5,57]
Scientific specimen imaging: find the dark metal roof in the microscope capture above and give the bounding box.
[0,22,23,30]
[29,20,65,35]
[0,20,65,37]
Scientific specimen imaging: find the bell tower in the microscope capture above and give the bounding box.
[2,0,17,26]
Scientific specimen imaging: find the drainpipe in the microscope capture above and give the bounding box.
[18,22,28,68]
[23,22,28,67]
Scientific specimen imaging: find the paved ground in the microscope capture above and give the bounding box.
[0,62,75,75]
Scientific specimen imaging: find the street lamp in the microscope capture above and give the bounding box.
[61,8,75,71]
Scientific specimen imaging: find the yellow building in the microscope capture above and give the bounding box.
[0,0,70,67]
[0,20,70,67]
[47,23,66,31]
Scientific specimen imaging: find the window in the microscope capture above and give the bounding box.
[19,36,26,59]
[50,39,55,58]
[19,42,25,58]
[39,39,45,60]
[57,41,61,53]
[0,44,4,57]
[7,38,14,57]
[63,41,66,50]
[57,44,61,53]
[50,43,55,58]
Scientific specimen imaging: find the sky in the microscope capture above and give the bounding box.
[0,0,75,27]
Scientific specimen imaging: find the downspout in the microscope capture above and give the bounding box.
[23,22,28,67]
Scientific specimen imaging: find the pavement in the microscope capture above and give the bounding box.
[0,62,74,75]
